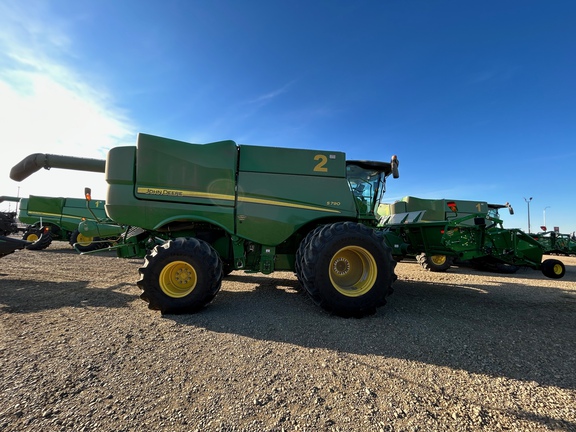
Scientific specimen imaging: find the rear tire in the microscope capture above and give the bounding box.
[541,259,565,279]
[295,225,325,291]
[301,222,396,318]
[69,229,105,252]
[416,253,453,272]
[23,227,53,250]
[137,237,223,314]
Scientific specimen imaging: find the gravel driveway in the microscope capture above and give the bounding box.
[1,241,575,431]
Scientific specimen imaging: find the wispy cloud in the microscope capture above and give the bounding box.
[246,81,296,106]
[0,1,135,199]
[467,66,521,85]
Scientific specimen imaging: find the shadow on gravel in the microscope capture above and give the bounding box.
[0,279,135,313]
[166,271,576,393]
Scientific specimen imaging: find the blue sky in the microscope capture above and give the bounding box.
[1,1,575,234]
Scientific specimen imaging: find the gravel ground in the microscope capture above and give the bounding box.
[1,241,575,431]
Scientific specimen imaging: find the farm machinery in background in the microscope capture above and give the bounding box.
[0,196,30,257]
[530,230,576,256]
[0,196,23,236]
[0,194,124,252]
[10,133,566,318]
[377,196,564,276]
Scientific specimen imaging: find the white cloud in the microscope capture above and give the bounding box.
[0,1,135,202]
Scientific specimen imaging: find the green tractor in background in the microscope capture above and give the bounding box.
[10,133,565,317]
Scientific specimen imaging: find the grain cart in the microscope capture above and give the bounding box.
[378,197,565,278]
[11,133,400,317]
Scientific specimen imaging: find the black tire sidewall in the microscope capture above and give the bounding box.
[25,228,52,250]
[138,238,223,314]
[70,229,101,252]
[303,222,394,316]
[417,253,453,272]
[542,259,565,279]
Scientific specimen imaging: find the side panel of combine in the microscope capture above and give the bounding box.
[379,196,489,223]
[18,195,107,233]
[106,134,237,233]
[235,145,357,245]
[18,196,64,226]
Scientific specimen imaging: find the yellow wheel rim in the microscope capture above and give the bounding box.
[553,263,563,275]
[159,260,197,298]
[431,255,447,266]
[329,246,377,297]
[76,233,94,246]
[26,234,39,242]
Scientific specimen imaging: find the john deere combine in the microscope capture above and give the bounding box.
[11,133,400,317]
[1,194,123,252]
[9,133,565,317]
[378,196,564,277]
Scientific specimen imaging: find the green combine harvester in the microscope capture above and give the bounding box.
[0,194,124,252]
[378,196,562,275]
[10,133,566,317]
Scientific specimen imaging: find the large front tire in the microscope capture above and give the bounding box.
[295,225,325,291]
[137,237,223,314]
[301,222,396,318]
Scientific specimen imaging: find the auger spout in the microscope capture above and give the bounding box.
[10,153,106,182]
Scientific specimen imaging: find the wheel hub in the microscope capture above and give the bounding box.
[159,260,198,298]
[431,255,447,265]
[77,233,94,246]
[332,257,350,275]
[329,246,377,297]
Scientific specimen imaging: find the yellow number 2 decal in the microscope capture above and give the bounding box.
[313,154,328,172]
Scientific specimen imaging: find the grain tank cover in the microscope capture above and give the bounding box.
[134,133,238,207]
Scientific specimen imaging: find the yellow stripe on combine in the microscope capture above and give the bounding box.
[136,187,341,214]
[26,211,84,220]
[238,196,341,213]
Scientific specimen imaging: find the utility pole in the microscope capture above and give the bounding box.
[524,197,533,233]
